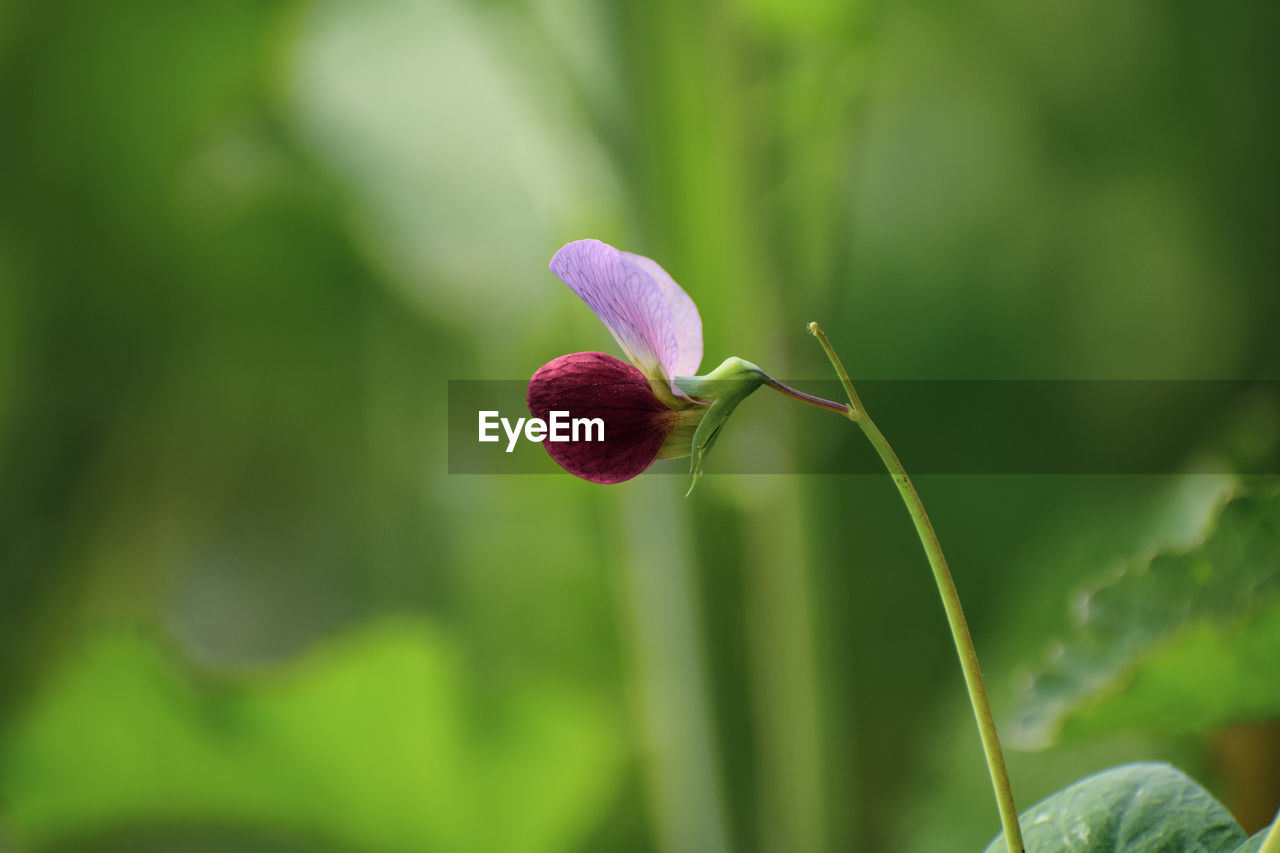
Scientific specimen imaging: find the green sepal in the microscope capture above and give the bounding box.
[674,357,765,495]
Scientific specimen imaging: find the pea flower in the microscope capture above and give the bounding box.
[527,239,764,487]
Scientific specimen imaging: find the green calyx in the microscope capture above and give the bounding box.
[673,357,766,494]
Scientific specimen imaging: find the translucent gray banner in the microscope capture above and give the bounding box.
[448,379,1280,475]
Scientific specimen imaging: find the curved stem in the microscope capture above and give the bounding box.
[806,322,1025,853]
[759,374,851,416]
[1260,809,1280,853]
[806,322,867,417]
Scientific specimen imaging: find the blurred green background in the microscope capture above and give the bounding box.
[2,0,1278,851]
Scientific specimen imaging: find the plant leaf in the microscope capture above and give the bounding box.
[1011,489,1280,749]
[983,763,1245,853]
[1230,825,1272,853]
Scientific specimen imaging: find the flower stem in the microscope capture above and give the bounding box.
[1260,809,1280,853]
[759,374,851,416]
[806,321,1025,853]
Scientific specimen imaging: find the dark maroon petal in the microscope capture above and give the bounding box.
[527,352,673,485]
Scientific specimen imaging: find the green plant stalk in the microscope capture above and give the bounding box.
[786,322,1025,853]
[1260,809,1280,853]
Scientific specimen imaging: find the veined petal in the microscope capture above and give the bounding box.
[549,239,703,395]
[620,251,703,377]
[527,352,684,484]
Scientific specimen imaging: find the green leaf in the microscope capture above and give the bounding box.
[1230,825,1272,853]
[0,622,622,852]
[1011,489,1280,749]
[983,763,1245,853]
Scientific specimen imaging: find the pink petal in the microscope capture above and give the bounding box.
[526,352,674,484]
[549,240,703,393]
[622,251,703,377]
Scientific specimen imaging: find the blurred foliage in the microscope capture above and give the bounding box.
[1,0,1278,850]
[0,622,621,852]
[1013,488,1280,748]
[982,763,1246,853]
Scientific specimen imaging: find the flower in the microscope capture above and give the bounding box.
[526,350,704,484]
[527,239,762,486]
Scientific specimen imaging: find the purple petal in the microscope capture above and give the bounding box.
[621,251,703,377]
[549,240,703,391]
